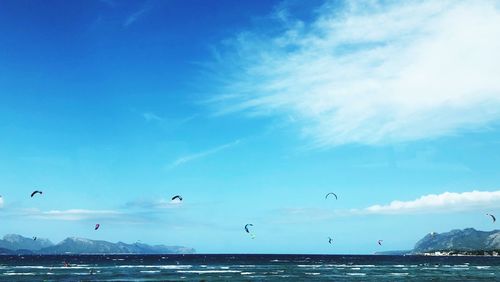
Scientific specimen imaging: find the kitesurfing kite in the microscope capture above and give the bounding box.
[31,190,42,197]
[328,237,333,244]
[244,224,253,233]
[378,240,383,246]
[244,224,255,239]
[325,193,337,200]
[94,224,100,230]
[487,213,496,223]
[33,236,37,241]
[172,195,183,202]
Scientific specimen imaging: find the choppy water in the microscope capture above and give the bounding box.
[0,254,498,281]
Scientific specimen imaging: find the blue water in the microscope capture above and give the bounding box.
[0,254,498,281]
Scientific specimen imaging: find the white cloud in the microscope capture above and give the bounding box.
[27,209,122,221]
[0,197,3,208]
[168,139,241,168]
[361,190,500,214]
[211,0,500,147]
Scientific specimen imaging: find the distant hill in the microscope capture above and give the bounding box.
[0,234,53,251]
[413,228,500,253]
[0,247,16,255]
[0,234,195,255]
[40,237,195,254]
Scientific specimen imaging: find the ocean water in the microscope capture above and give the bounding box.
[0,254,498,281]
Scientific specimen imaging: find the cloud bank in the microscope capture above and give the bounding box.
[276,190,500,224]
[362,190,500,214]
[211,0,500,147]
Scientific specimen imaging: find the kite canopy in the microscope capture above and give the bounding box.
[244,224,253,233]
[378,240,383,246]
[487,213,496,223]
[328,237,333,244]
[244,224,256,239]
[95,224,100,230]
[31,190,42,198]
[172,195,183,202]
[325,193,337,200]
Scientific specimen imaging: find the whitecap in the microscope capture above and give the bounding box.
[4,273,36,276]
[177,270,241,274]
[297,264,322,268]
[241,272,255,275]
[140,270,161,273]
[13,266,47,269]
[159,265,192,269]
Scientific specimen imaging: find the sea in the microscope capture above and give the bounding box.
[0,254,498,281]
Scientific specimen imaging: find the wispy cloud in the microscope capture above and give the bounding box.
[210,0,500,147]
[168,139,241,168]
[139,110,198,128]
[124,6,151,27]
[25,209,122,221]
[358,190,500,215]
[273,207,344,224]
[125,198,183,209]
[98,0,116,7]
[142,112,164,122]
[20,208,164,224]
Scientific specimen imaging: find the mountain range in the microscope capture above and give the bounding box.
[413,228,500,253]
[0,234,195,255]
[2,229,497,255]
[376,228,500,255]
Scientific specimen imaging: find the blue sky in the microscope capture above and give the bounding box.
[1,0,500,254]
